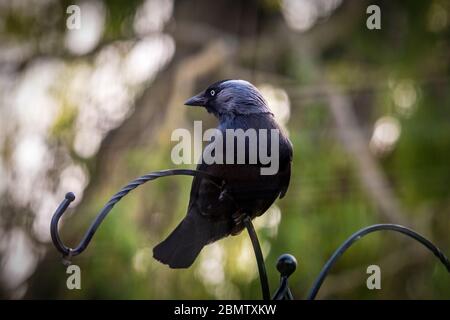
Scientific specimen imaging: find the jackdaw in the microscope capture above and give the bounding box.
[153,79,293,268]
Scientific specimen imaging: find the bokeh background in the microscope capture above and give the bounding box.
[0,0,449,299]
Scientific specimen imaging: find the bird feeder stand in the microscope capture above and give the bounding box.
[50,169,450,300]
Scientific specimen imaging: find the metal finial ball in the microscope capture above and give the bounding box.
[65,192,76,201]
[276,254,297,277]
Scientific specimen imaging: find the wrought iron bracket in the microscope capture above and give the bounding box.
[50,169,224,258]
[50,168,450,300]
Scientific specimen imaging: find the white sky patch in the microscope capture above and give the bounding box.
[73,44,132,157]
[13,59,61,132]
[123,35,175,85]
[9,136,55,208]
[32,192,61,241]
[58,163,89,204]
[133,0,173,35]
[370,116,401,156]
[12,135,47,176]
[235,238,257,282]
[253,205,282,238]
[282,0,342,32]
[73,35,174,158]
[73,122,106,158]
[0,228,39,290]
[195,242,241,299]
[6,59,62,207]
[196,243,225,286]
[258,84,291,133]
[65,0,105,55]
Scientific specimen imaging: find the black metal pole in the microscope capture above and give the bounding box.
[243,216,270,300]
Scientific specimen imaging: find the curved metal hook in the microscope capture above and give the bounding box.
[307,224,450,300]
[50,167,273,300]
[50,169,450,300]
[50,169,224,259]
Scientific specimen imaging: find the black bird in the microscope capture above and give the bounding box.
[153,80,293,268]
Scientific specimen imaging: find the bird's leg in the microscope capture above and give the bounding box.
[231,210,240,223]
[232,209,246,224]
[230,209,247,236]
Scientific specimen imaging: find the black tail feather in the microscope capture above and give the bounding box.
[153,210,229,268]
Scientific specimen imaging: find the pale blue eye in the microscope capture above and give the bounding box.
[210,90,215,96]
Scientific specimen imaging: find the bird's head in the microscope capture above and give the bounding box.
[184,79,272,118]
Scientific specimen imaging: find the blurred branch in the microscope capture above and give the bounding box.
[169,21,236,47]
[324,86,410,226]
[275,0,414,227]
[302,0,369,53]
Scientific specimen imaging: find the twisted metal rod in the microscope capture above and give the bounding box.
[50,168,272,299]
[272,276,289,300]
[50,169,224,258]
[306,223,450,300]
[50,168,450,300]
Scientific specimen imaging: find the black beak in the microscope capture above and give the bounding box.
[184,92,207,106]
